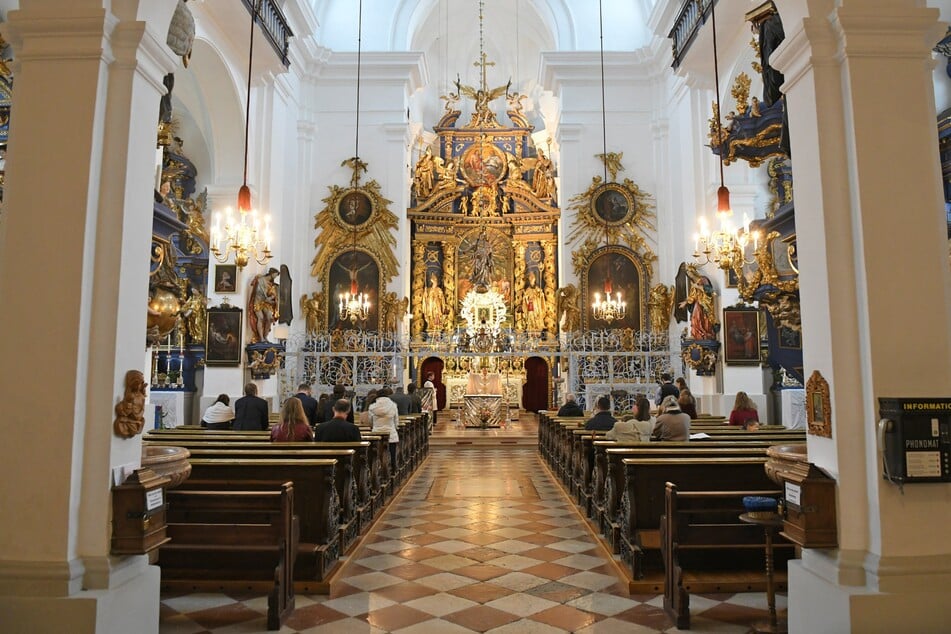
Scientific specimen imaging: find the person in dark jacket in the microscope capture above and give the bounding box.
[390,386,411,415]
[314,399,362,442]
[294,383,319,426]
[654,372,680,406]
[557,393,585,417]
[233,382,269,431]
[584,395,616,431]
[321,383,354,424]
[407,383,422,414]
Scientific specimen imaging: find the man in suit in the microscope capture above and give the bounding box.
[294,383,319,426]
[585,395,616,431]
[233,382,269,431]
[321,383,354,424]
[314,399,362,442]
[390,385,411,415]
[407,383,422,414]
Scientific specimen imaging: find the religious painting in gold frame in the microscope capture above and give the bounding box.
[459,141,508,188]
[336,189,374,229]
[579,245,649,331]
[324,248,381,332]
[591,182,635,226]
[805,370,832,438]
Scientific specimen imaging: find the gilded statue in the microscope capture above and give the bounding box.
[556,284,582,332]
[248,267,279,343]
[113,370,147,439]
[380,291,409,334]
[437,157,458,188]
[679,269,718,340]
[522,270,547,332]
[463,226,495,291]
[531,149,556,200]
[300,291,325,336]
[413,148,438,200]
[421,272,447,332]
[180,286,207,344]
[596,152,625,182]
[647,283,674,333]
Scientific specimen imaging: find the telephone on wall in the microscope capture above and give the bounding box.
[878,398,951,486]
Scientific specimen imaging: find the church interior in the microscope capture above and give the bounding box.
[1,0,950,632]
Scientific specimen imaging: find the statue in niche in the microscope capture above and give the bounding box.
[113,370,147,439]
[421,272,446,332]
[300,291,325,336]
[557,284,581,332]
[248,267,280,343]
[522,269,547,332]
[463,226,494,292]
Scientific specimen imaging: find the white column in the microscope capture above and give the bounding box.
[772,0,951,630]
[0,1,178,632]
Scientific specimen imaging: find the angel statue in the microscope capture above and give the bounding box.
[456,74,510,127]
[379,291,409,334]
[300,291,325,336]
[596,152,625,182]
[556,284,582,333]
[647,283,674,333]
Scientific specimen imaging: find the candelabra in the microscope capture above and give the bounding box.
[591,290,627,324]
[693,213,760,271]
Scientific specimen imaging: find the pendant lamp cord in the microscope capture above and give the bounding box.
[242,0,258,189]
[711,0,725,188]
[355,0,363,160]
[598,0,607,186]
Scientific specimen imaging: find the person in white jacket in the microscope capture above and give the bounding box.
[369,387,400,469]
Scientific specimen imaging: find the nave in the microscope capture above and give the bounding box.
[159,448,785,633]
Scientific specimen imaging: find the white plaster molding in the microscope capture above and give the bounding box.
[320,51,427,95]
[81,554,149,591]
[832,6,945,61]
[540,51,652,92]
[6,9,115,65]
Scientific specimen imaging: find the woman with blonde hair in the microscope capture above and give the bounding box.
[271,396,314,442]
[729,391,760,429]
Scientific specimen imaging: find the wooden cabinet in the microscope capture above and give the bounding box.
[111,467,171,555]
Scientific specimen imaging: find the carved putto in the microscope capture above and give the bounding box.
[114,370,147,438]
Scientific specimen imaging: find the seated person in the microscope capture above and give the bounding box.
[270,397,314,442]
[557,393,585,417]
[369,387,400,467]
[729,391,760,429]
[608,396,653,442]
[584,395,616,431]
[233,382,269,431]
[322,383,354,424]
[314,399,362,442]
[651,395,691,441]
[678,389,698,419]
[201,394,234,430]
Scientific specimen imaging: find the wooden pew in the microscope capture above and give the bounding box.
[184,458,339,592]
[662,482,795,629]
[615,456,779,589]
[160,481,297,630]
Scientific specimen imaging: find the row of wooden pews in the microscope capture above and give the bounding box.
[144,414,428,607]
[538,411,804,627]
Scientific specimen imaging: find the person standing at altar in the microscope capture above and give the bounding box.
[423,372,437,428]
[369,387,400,467]
[585,395,616,431]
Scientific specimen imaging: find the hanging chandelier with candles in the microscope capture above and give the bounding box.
[590,0,626,325]
[209,0,272,270]
[338,0,371,324]
[692,0,758,272]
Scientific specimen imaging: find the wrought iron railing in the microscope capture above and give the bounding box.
[242,0,293,68]
[668,0,716,69]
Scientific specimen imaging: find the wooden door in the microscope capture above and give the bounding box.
[420,357,446,410]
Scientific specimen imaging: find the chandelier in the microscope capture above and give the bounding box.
[590,0,626,325]
[691,0,757,272]
[338,0,370,324]
[209,0,271,270]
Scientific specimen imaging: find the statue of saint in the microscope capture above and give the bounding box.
[678,274,718,340]
[421,273,446,332]
[557,284,581,332]
[522,270,547,332]
[647,283,674,333]
[300,291,325,336]
[180,287,207,344]
[248,268,280,343]
[413,148,438,199]
[463,226,494,292]
[531,149,556,200]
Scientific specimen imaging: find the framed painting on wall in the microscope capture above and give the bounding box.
[582,247,644,331]
[722,307,761,365]
[326,250,380,330]
[214,264,237,294]
[205,306,242,366]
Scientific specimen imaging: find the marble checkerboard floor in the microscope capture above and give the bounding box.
[159,448,786,633]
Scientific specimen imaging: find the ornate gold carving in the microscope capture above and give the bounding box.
[708,103,729,147]
[681,342,718,375]
[806,370,832,438]
[300,291,325,336]
[647,283,674,333]
[456,54,510,129]
[596,152,624,183]
[443,241,457,330]
[342,156,368,188]
[732,72,751,116]
[513,241,527,332]
[411,243,426,337]
[311,178,399,284]
[567,176,657,265]
[750,38,763,74]
[556,284,581,332]
[379,291,409,334]
[542,240,558,331]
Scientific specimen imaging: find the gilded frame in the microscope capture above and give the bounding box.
[323,248,383,331]
[205,306,242,366]
[213,264,238,294]
[805,370,832,438]
[590,182,635,227]
[580,245,649,331]
[722,307,761,365]
[335,188,375,231]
